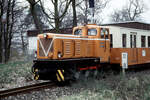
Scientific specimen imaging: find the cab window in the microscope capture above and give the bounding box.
[74,29,82,35]
[105,29,109,39]
[88,29,97,36]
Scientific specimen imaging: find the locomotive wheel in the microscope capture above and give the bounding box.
[85,70,90,78]
[74,71,81,80]
[93,70,98,78]
[82,69,99,79]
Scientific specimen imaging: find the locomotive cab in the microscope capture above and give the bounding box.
[72,24,110,62]
[32,24,110,83]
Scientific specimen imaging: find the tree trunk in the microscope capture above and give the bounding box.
[30,4,43,33]
[0,1,4,63]
[72,0,77,27]
[55,18,60,33]
[84,0,88,24]
[54,0,60,32]
[21,32,25,52]
[0,21,3,63]
[5,42,11,62]
[3,0,15,63]
[0,37,2,63]
[4,0,10,63]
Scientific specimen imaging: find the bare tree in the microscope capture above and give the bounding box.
[40,0,71,32]
[26,0,43,33]
[0,0,5,63]
[110,0,145,22]
[0,0,28,63]
[60,0,108,27]
[3,0,16,62]
[0,0,16,62]
[77,0,109,24]
[60,0,83,28]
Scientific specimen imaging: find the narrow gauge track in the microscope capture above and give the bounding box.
[0,82,55,98]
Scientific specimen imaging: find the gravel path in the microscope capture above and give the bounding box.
[1,83,85,100]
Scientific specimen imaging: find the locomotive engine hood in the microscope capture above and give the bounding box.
[37,33,81,59]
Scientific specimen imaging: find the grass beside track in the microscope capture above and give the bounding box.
[0,61,32,84]
[58,72,150,100]
[1,60,150,100]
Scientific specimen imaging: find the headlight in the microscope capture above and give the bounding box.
[58,52,62,58]
[43,33,47,38]
[34,53,37,58]
[34,51,37,58]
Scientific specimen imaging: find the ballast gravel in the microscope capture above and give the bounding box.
[1,83,85,100]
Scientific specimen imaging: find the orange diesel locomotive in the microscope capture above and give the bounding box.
[32,24,110,82]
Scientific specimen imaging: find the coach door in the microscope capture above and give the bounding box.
[130,33,138,63]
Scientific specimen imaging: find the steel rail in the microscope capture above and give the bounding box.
[0,82,55,98]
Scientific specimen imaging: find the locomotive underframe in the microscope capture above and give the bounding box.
[32,57,100,81]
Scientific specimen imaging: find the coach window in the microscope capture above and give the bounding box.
[122,34,126,48]
[141,36,146,47]
[100,28,105,38]
[88,29,97,36]
[74,29,82,35]
[110,34,113,48]
[148,36,150,47]
[130,35,132,48]
[134,35,136,47]
[105,29,109,39]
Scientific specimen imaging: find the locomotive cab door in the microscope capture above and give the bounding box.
[98,28,110,62]
[130,32,138,64]
[87,28,98,57]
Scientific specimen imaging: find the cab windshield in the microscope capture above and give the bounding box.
[88,29,97,36]
[74,29,82,35]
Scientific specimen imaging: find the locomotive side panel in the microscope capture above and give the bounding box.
[95,40,110,62]
[53,39,63,59]
[62,39,75,58]
[104,40,110,62]
[53,39,101,59]
[86,40,94,57]
[74,40,82,57]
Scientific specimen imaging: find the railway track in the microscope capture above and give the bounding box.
[0,81,56,99]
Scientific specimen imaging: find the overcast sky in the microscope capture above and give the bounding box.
[102,0,150,24]
[21,0,150,24]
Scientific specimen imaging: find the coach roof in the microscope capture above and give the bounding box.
[101,21,150,30]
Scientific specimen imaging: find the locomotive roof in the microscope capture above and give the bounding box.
[101,21,150,30]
